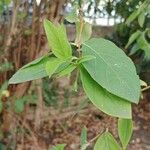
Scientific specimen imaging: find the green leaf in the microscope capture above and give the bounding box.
[82,38,140,104]
[52,144,66,150]
[14,100,24,113]
[56,64,76,78]
[125,31,141,48]
[129,44,140,56]
[78,55,96,64]
[45,57,64,77]
[0,101,3,113]
[9,56,52,84]
[147,29,150,38]
[80,127,87,148]
[137,33,150,60]
[147,4,150,14]
[126,10,140,25]
[94,132,121,150]
[65,9,78,23]
[72,71,79,92]
[118,118,133,150]
[75,21,92,45]
[44,19,72,59]
[0,81,8,92]
[22,55,49,69]
[80,126,89,150]
[5,0,11,5]
[0,61,13,72]
[137,33,149,49]
[138,12,145,27]
[80,66,132,118]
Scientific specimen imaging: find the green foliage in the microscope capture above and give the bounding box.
[14,95,37,113]
[126,29,150,61]
[14,99,25,113]
[4,0,11,5]
[9,20,141,118]
[56,64,76,78]
[138,12,145,28]
[125,0,150,61]
[136,32,149,58]
[80,67,131,118]
[9,56,51,84]
[0,62,13,72]
[44,19,72,59]
[126,0,148,26]
[80,126,88,150]
[0,101,2,113]
[137,31,150,60]
[118,119,133,150]
[42,79,58,107]
[126,10,140,25]
[0,0,11,14]
[82,38,140,103]
[94,132,121,150]
[52,144,66,150]
[75,21,92,45]
[78,55,96,64]
[65,9,78,23]
[45,57,64,77]
[0,81,8,94]
[9,17,141,149]
[66,7,92,45]
[125,30,141,49]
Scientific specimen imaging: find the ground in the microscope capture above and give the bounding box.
[14,88,150,150]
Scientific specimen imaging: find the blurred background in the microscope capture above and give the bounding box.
[0,0,150,150]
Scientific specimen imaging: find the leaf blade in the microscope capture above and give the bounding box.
[45,57,64,77]
[65,9,78,23]
[80,126,87,147]
[125,31,141,48]
[9,56,52,84]
[94,132,121,150]
[126,10,140,25]
[75,21,92,45]
[138,12,145,27]
[78,55,96,64]
[56,64,76,78]
[44,19,72,59]
[118,118,133,149]
[80,66,132,118]
[82,38,140,104]
[52,144,66,150]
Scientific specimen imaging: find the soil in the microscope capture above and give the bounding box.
[18,89,150,150]
[2,85,150,150]
[129,91,150,150]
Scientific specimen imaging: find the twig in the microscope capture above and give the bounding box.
[141,85,150,92]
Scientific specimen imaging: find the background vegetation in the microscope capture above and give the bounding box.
[0,0,149,149]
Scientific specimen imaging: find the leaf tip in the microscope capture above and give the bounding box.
[8,76,17,84]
